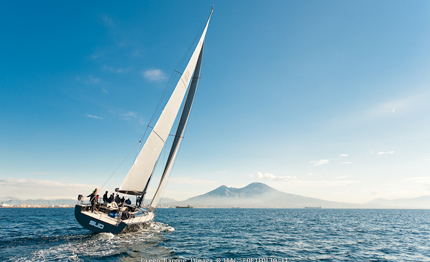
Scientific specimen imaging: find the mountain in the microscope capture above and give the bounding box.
[198,183,277,198]
[167,182,377,208]
[366,196,430,209]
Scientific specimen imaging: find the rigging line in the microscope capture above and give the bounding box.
[98,141,142,193]
[148,71,178,125]
[135,124,152,162]
[149,19,207,126]
[175,18,206,72]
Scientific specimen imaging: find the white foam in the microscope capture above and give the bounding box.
[14,221,175,261]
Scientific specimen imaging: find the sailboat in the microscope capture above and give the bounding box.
[75,9,212,234]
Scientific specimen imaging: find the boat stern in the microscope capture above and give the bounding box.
[74,204,127,234]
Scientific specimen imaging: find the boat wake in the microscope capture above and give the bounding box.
[11,222,175,262]
[148,221,175,232]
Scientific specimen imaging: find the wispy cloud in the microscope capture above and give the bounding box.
[30,172,54,175]
[377,151,395,155]
[143,69,167,82]
[265,178,357,189]
[110,110,144,124]
[102,65,130,74]
[86,114,103,120]
[367,92,429,118]
[121,111,137,121]
[370,189,380,195]
[90,51,105,60]
[251,172,297,180]
[339,154,348,157]
[169,177,218,185]
[101,14,113,26]
[76,75,101,85]
[0,178,98,200]
[310,159,330,166]
[88,75,100,84]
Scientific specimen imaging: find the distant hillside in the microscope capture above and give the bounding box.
[4,183,429,209]
[167,182,379,208]
[0,197,77,206]
[366,196,430,209]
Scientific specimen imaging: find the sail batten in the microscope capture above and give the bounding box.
[119,13,211,195]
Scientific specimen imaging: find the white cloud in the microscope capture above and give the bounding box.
[86,114,103,120]
[251,172,297,180]
[377,151,395,155]
[342,162,353,164]
[0,178,98,200]
[143,69,167,82]
[310,159,330,166]
[339,154,348,157]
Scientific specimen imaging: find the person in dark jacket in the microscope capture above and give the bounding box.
[87,188,98,212]
[103,191,109,204]
[108,193,114,203]
[115,194,120,204]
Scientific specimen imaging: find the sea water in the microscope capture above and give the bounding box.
[1,208,430,261]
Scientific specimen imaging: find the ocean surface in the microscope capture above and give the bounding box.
[1,208,430,261]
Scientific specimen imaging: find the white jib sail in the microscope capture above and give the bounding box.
[119,14,212,195]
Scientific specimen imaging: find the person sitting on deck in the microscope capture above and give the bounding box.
[108,193,114,203]
[115,194,121,204]
[103,191,108,204]
[125,198,131,205]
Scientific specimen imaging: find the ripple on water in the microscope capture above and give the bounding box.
[2,209,430,261]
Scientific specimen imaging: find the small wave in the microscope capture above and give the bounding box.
[149,222,175,232]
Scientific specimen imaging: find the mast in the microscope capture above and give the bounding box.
[118,9,213,196]
[149,45,205,211]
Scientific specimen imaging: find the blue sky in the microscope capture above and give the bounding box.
[1,1,430,203]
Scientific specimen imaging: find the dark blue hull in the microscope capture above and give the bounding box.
[74,204,127,234]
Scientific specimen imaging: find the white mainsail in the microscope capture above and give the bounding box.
[149,45,204,211]
[119,12,212,195]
